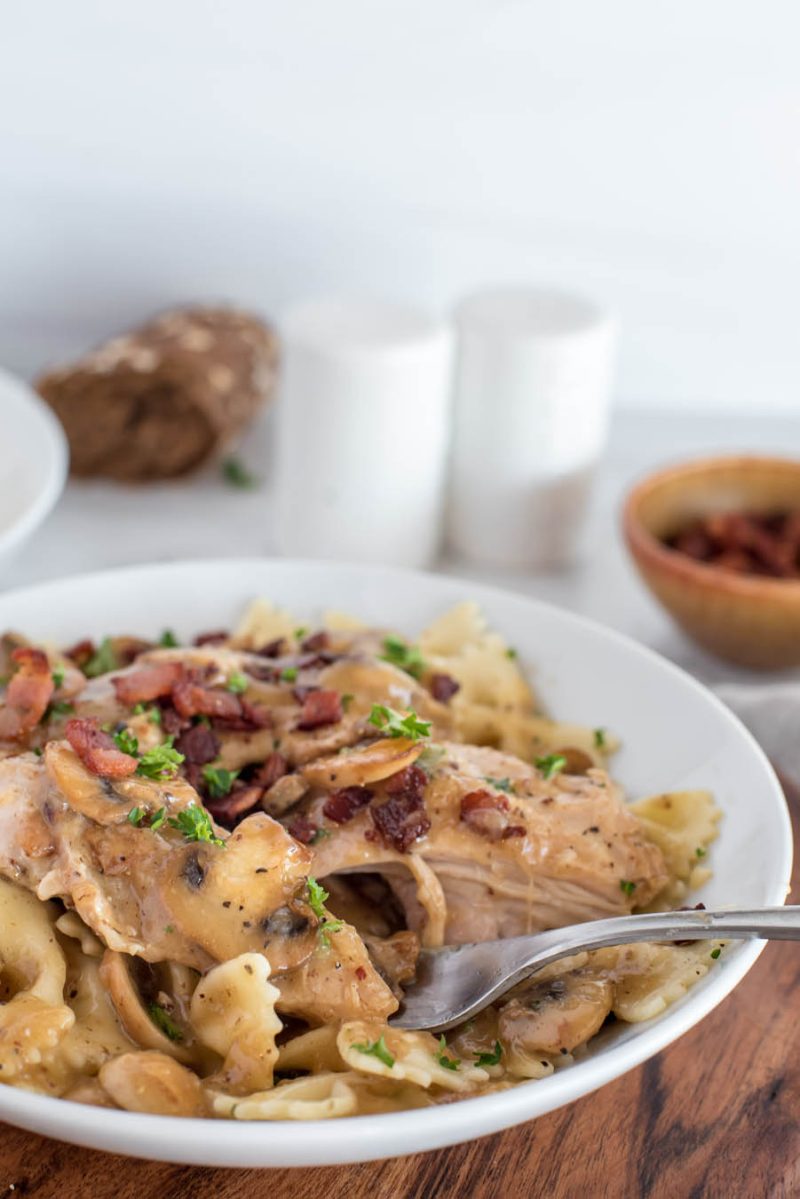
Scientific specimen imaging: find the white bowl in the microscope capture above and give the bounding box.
[0,368,68,565]
[0,559,790,1167]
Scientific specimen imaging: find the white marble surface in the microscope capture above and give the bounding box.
[4,407,800,691]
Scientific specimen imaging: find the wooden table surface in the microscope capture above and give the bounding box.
[1,784,798,1199]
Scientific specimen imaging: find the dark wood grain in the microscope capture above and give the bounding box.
[2,787,798,1199]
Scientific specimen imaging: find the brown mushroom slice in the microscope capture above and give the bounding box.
[99,1051,207,1117]
[301,738,423,790]
[554,747,595,776]
[44,741,199,825]
[498,970,613,1057]
[158,813,320,973]
[99,950,203,1067]
[261,774,309,817]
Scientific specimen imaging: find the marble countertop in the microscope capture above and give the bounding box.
[5,406,800,691]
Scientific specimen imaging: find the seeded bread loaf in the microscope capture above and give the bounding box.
[37,306,278,481]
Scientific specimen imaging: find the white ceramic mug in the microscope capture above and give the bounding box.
[446,287,617,569]
[273,297,453,567]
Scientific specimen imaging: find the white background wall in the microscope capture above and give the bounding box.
[1,0,799,412]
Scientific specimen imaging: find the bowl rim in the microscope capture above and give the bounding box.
[622,453,800,596]
[0,556,790,1167]
[0,367,69,558]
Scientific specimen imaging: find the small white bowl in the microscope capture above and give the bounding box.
[0,367,68,565]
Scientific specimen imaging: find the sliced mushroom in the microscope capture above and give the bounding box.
[261,774,309,817]
[99,950,202,1066]
[301,737,423,790]
[555,747,595,775]
[99,1051,207,1116]
[499,970,613,1056]
[45,741,199,825]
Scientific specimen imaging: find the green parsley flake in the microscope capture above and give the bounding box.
[167,803,224,848]
[380,634,426,680]
[32,747,43,757]
[222,456,258,489]
[475,1040,503,1067]
[159,629,179,648]
[164,924,175,934]
[280,667,298,683]
[127,806,166,831]
[435,1036,460,1071]
[150,807,167,831]
[148,707,162,725]
[202,765,239,800]
[352,1035,395,1070]
[695,846,707,859]
[593,728,606,749]
[51,666,65,688]
[311,827,332,845]
[136,737,184,780]
[341,693,355,712]
[534,753,567,780]
[619,879,636,897]
[226,671,248,694]
[368,703,431,742]
[710,947,721,960]
[148,1003,183,1042]
[113,728,139,757]
[45,700,74,719]
[294,627,308,642]
[484,776,513,793]
[306,876,329,919]
[318,919,344,950]
[84,638,119,678]
[127,807,145,827]
[505,647,517,660]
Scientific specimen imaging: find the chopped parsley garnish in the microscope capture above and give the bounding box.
[148,1003,183,1042]
[226,671,248,694]
[45,700,74,720]
[352,1035,395,1069]
[505,647,517,660]
[167,803,225,847]
[341,693,354,711]
[136,737,184,780]
[202,765,239,799]
[380,634,426,680]
[475,1040,503,1067]
[534,754,567,779]
[132,703,146,715]
[127,805,166,831]
[164,924,174,934]
[710,947,721,960]
[619,879,636,897]
[150,807,167,830]
[484,776,513,793]
[306,876,329,919]
[84,638,119,678]
[294,627,308,642]
[113,727,139,757]
[593,727,606,749]
[318,919,344,950]
[280,666,298,683]
[51,665,65,688]
[222,456,258,490]
[159,629,179,648]
[695,846,707,859]
[311,827,331,845]
[435,1036,459,1071]
[32,747,43,757]
[127,806,145,827]
[148,707,162,725]
[368,703,431,741]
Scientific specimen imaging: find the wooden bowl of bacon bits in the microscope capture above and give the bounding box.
[622,455,800,669]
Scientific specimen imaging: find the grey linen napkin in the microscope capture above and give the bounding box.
[715,683,800,790]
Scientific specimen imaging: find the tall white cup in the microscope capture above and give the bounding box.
[446,287,617,569]
[274,298,453,567]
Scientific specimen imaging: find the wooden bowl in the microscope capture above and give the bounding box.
[622,455,800,669]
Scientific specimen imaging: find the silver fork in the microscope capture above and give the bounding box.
[389,906,800,1032]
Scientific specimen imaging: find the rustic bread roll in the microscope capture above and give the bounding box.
[37,306,278,480]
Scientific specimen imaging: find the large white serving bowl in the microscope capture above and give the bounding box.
[0,559,790,1167]
[0,368,68,566]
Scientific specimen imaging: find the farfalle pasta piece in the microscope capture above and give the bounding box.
[338,1021,489,1093]
[210,1072,358,1120]
[276,1025,346,1075]
[630,790,721,907]
[611,941,723,1023]
[190,953,282,1094]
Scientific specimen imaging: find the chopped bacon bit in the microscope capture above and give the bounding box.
[0,648,55,740]
[255,638,285,658]
[212,699,274,733]
[296,689,343,731]
[429,672,461,703]
[159,703,187,736]
[113,661,185,706]
[287,814,319,845]
[385,764,427,800]
[254,752,288,789]
[369,767,430,852]
[460,788,526,842]
[355,965,367,981]
[193,629,230,646]
[206,784,264,827]
[172,674,243,721]
[323,785,373,823]
[292,684,318,704]
[63,639,95,669]
[65,717,138,778]
[301,631,330,652]
[175,723,221,765]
